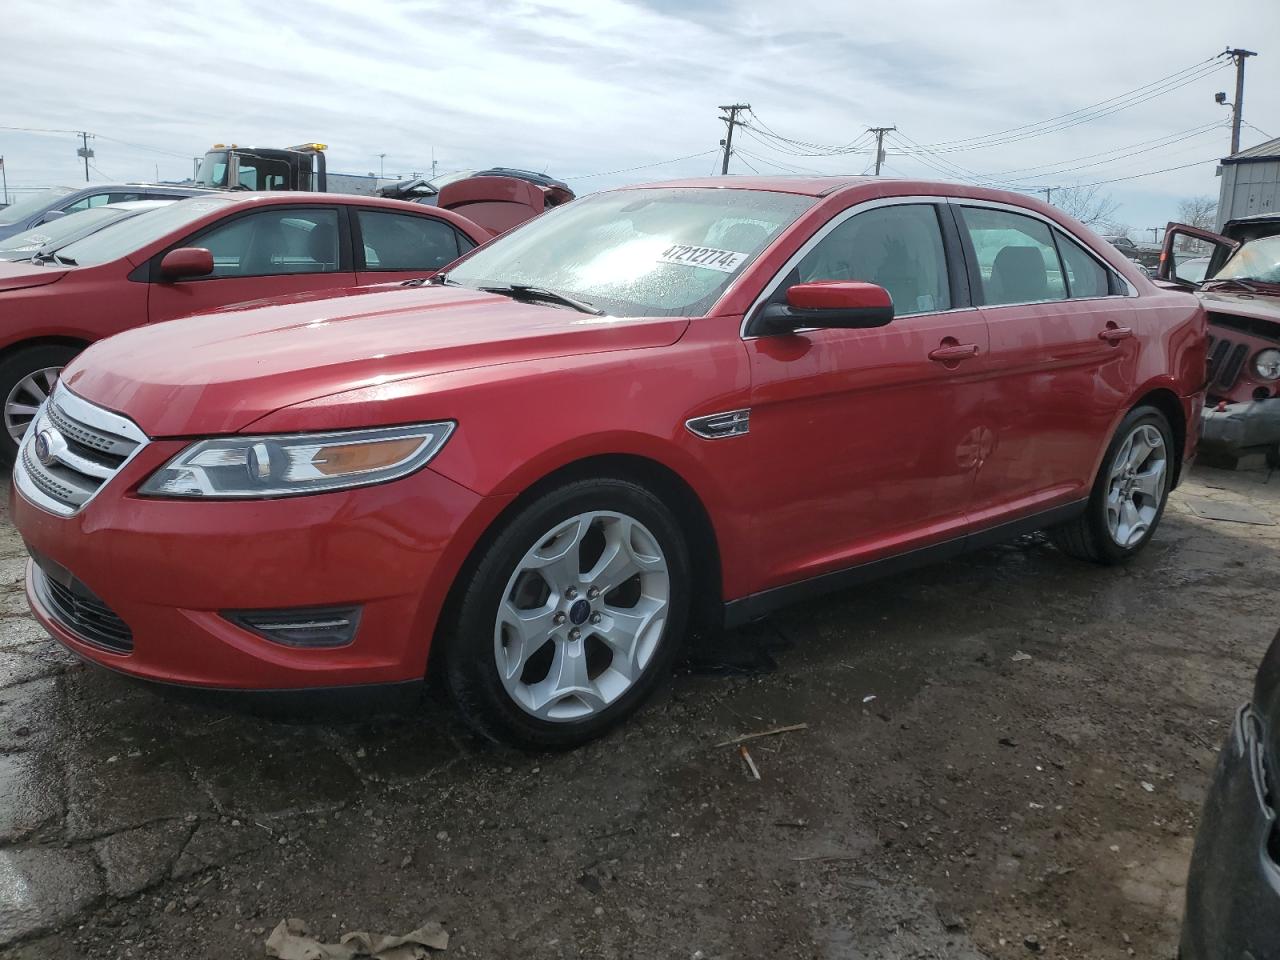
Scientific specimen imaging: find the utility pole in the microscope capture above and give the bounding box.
[76,132,94,182]
[1224,47,1257,155]
[1040,186,1055,204]
[377,153,387,179]
[0,156,7,206]
[1148,226,1162,242]
[718,104,750,175]
[868,126,896,176]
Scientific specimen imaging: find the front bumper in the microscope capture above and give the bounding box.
[1180,705,1280,960]
[11,442,505,690]
[1199,398,1280,459]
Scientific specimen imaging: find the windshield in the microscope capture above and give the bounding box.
[446,188,814,317]
[55,196,236,266]
[195,152,229,188]
[0,206,132,253]
[1215,235,1280,284]
[0,187,76,226]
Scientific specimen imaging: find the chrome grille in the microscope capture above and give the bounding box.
[13,384,148,516]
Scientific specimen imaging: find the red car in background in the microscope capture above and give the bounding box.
[11,177,1205,749]
[0,192,491,458]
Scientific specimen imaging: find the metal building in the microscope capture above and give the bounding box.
[1217,136,1280,228]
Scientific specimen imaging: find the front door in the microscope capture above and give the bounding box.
[147,206,355,323]
[742,201,990,592]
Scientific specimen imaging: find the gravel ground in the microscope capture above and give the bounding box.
[1,461,1277,959]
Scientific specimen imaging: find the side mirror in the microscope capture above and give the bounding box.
[159,247,214,281]
[754,281,894,336]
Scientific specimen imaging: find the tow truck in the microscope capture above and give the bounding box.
[193,142,381,195]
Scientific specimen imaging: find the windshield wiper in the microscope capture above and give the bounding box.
[51,252,77,266]
[424,272,460,286]
[480,284,603,316]
[1201,277,1264,293]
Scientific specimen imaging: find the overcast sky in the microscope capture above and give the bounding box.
[3,0,1278,233]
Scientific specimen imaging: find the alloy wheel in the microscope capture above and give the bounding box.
[494,510,670,722]
[1105,423,1167,548]
[4,366,61,445]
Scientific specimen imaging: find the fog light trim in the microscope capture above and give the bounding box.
[223,605,362,648]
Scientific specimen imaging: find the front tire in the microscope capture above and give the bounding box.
[0,345,79,463]
[441,477,691,750]
[1049,405,1174,564]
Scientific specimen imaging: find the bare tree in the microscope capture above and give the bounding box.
[1050,185,1121,227]
[1176,195,1218,230]
[1101,221,1133,239]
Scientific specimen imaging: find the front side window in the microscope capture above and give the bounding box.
[1055,231,1112,298]
[961,207,1067,306]
[191,208,340,278]
[446,187,814,318]
[0,187,76,226]
[358,210,463,272]
[791,204,952,316]
[64,192,116,213]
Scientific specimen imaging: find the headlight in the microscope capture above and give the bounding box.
[138,423,454,498]
[1255,349,1280,381]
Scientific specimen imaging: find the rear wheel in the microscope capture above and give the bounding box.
[442,477,690,750]
[0,345,79,463]
[1048,405,1174,564]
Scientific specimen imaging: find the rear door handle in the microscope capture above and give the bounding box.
[928,343,980,362]
[1098,326,1134,343]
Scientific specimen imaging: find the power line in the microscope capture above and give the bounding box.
[908,56,1226,151]
[571,149,719,180]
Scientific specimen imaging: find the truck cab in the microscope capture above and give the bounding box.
[195,143,331,192]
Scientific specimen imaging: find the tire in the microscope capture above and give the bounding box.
[0,344,79,463]
[1048,405,1175,564]
[441,477,691,750]
[1268,444,1280,471]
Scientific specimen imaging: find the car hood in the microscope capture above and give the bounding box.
[62,283,690,437]
[1199,288,1280,324]
[0,259,70,291]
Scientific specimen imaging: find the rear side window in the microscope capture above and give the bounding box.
[792,204,951,316]
[357,210,463,272]
[193,208,340,278]
[961,207,1066,305]
[1055,231,1112,298]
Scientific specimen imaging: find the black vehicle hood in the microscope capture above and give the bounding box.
[1256,628,1280,783]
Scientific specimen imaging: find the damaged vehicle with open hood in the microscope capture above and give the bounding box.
[1159,212,1280,467]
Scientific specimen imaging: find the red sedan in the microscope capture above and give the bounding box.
[11,177,1206,749]
[0,192,490,458]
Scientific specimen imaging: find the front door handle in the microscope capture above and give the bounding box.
[929,342,980,363]
[1098,325,1134,343]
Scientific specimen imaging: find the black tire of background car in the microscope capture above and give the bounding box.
[1048,405,1174,565]
[0,344,80,464]
[440,477,691,750]
[1268,444,1280,470]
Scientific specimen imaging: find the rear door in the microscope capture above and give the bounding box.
[352,207,477,284]
[955,202,1138,522]
[146,205,355,323]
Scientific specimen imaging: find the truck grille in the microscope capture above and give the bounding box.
[30,554,133,653]
[1206,332,1250,392]
[13,385,148,516]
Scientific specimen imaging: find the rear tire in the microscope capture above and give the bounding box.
[1048,405,1174,564]
[1267,444,1280,470]
[441,477,690,750]
[0,344,79,463]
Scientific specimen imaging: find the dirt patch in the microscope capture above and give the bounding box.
[1,463,1277,958]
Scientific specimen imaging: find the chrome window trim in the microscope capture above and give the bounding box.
[13,383,150,517]
[740,195,974,340]
[947,196,1139,300]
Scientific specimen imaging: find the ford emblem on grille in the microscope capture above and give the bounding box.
[34,428,60,467]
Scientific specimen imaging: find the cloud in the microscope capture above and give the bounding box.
[2,0,1277,228]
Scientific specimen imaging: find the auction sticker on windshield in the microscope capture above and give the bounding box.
[658,244,748,273]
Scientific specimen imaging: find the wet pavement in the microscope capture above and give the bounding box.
[1,462,1277,959]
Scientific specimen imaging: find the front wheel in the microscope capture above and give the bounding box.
[441,477,691,750]
[0,344,79,463]
[1049,406,1174,564]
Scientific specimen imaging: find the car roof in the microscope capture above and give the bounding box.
[620,176,1062,210]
